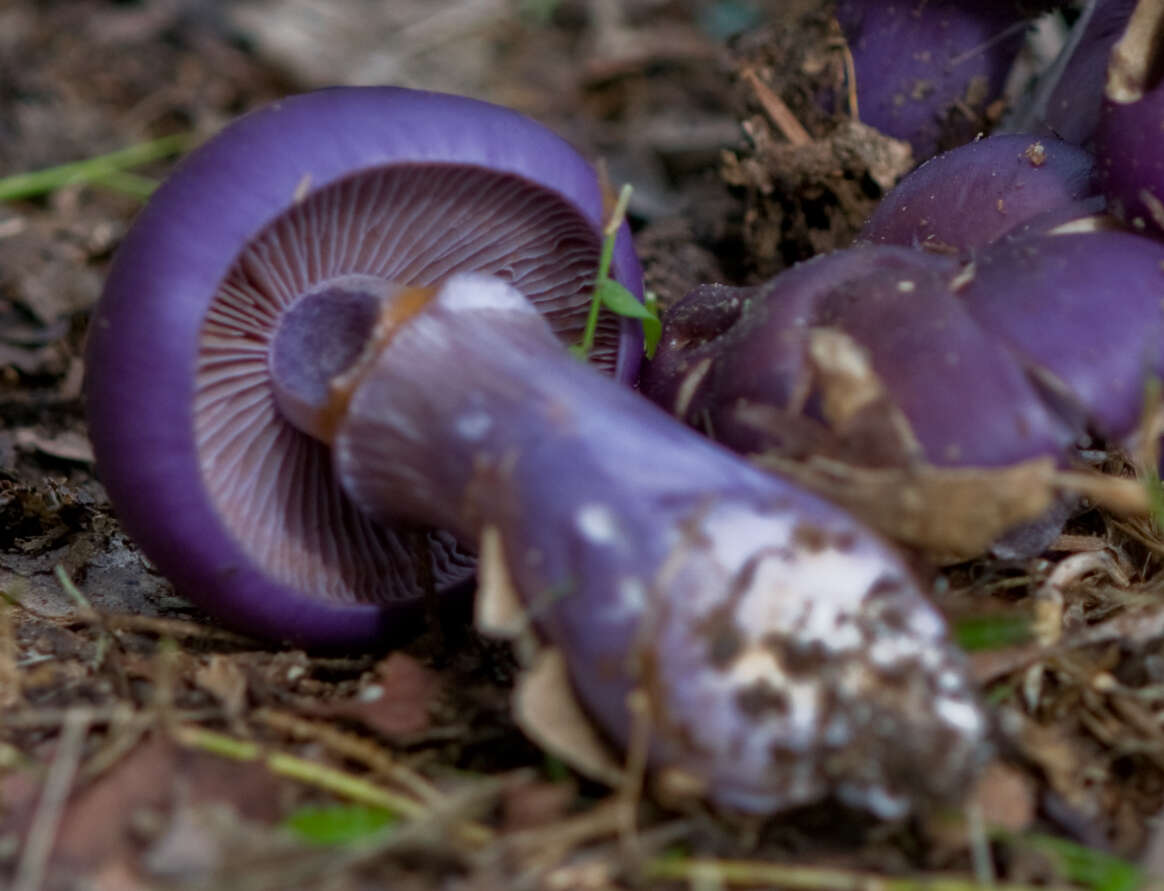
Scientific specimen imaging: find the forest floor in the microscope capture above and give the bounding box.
[3,1,1164,889]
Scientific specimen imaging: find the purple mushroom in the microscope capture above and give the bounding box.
[859,133,1100,251]
[85,87,642,648]
[1096,0,1164,234]
[952,229,1164,440]
[85,87,988,816]
[835,0,1053,162]
[643,228,1164,524]
[641,244,1078,469]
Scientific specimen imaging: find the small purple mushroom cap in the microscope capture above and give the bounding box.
[860,134,1100,251]
[84,87,643,648]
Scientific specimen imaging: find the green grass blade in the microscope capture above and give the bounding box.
[0,132,195,202]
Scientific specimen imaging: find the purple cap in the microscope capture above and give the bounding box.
[85,87,644,647]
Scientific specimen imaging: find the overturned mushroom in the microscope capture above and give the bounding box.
[85,86,642,647]
[85,87,988,816]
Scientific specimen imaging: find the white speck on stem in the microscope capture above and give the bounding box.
[576,503,618,544]
[455,410,493,441]
[604,577,647,623]
[936,694,985,736]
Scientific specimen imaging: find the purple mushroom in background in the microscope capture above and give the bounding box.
[85,87,988,817]
[835,0,1056,162]
[859,133,1101,251]
[643,230,1164,548]
[953,230,1164,441]
[1096,0,1164,234]
[641,244,1078,470]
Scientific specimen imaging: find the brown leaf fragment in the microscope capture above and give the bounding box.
[501,778,575,832]
[193,654,248,720]
[971,761,1037,832]
[476,523,540,666]
[0,734,172,884]
[514,648,625,789]
[321,652,441,739]
[51,735,174,868]
[805,326,923,465]
[1006,711,1094,814]
[753,453,1059,561]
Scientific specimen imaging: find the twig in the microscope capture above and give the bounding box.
[947,19,1034,68]
[0,594,19,708]
[841,40,859,120]
[741,68,812,146]
[970,601,1164,683]
[967,801,996,886]
[642,857,1125,891]
[617,688,651,856]
[0,705,219,729]
[255,707,449,806]
[77,711,153,784]
[71,611,262,647]
[13,709,92,891]
[506,799,628,874]
[170,724,491,847]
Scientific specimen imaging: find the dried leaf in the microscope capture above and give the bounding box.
[322,652,440,739]
[514,648,625,789]
[193,655,248,719]
[972,761,1037,832]
[753,453,1059,561]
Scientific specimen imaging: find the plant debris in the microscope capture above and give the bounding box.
[5,1,1164,889]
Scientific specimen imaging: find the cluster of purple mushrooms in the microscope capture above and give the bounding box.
[84,0,1164,819]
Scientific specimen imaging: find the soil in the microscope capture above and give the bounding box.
[3,1,1164,889]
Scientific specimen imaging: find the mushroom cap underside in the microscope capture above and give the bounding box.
[85,86,644,646]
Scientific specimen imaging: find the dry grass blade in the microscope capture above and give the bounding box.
[643,856,1144,891]
[13,708,92,891]
[171,724,492,848]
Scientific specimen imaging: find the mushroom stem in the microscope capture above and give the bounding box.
[304,272,988,817]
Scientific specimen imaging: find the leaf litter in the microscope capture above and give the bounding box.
[5,1,1164,889]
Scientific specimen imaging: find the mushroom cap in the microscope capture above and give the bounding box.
[955,230,1164,441]
[641,245,1077,468]
[859,134,1099,252]
[835,0,1034,161]
[85,86,643,647]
